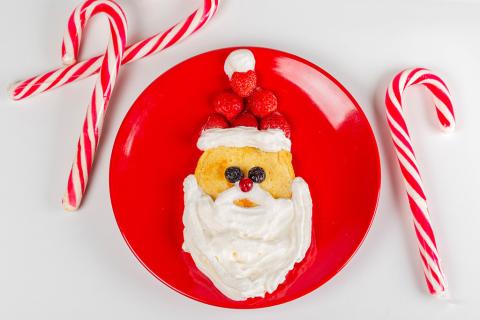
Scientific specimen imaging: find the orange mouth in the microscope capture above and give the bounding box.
[233,198,258,208]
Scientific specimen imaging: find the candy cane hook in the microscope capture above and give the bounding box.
[385,68,455,296]
[62,0,127,210]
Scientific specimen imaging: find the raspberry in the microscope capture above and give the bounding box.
[212,91,244,121]
[260,112,291,138]
[202,113,229,131]
[230,70,257,97]
[231,112,258,128]
[247,88,278,118]
[239,178,253,192]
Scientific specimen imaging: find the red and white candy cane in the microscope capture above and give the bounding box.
[9,0,219,100]
[385,68,455,296]
[62,0,127,210]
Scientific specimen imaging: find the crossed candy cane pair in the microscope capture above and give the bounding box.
[11,0,219,210]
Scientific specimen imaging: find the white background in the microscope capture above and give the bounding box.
[1,0,479,319]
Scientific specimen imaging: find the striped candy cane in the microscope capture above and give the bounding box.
[10,0,219,100]
[385,68,455,296]
[62,0,127,210]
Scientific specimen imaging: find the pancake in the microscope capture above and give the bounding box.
[194,146,295,199]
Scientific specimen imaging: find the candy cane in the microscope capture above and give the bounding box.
[385,68,455,296]
[62,0,127,210]
[9,0,219,100]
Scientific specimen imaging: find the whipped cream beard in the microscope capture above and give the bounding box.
[182,175,312,301]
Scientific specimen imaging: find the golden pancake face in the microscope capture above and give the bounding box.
[194,146,295,199]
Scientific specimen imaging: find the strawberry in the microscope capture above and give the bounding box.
[247,88,278,118]
[260,112,291,138]
[212,91,244,121]
[202,113,229,131]
[230,70,257,97]
[231,112,258,128]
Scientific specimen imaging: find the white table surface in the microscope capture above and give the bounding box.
[1,0,479,319]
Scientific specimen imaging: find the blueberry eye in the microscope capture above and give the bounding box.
[225,166,244,183]
[248,167,266,183]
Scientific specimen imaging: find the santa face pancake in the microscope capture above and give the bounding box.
[195,127,294,200]
[181,49,313,301]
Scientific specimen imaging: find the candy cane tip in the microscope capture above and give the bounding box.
[7,82,20,101]
[62,53,77,66]
[432,289,449,300]
[62,197,79,212]
[441,123,455,134]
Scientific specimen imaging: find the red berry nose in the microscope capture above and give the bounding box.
[239,178,253,192]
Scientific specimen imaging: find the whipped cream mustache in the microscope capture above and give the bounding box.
[182,175,312,301]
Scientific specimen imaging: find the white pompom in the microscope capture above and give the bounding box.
[224,49,255,79]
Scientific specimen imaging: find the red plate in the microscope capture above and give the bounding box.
[109,47,381,308]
